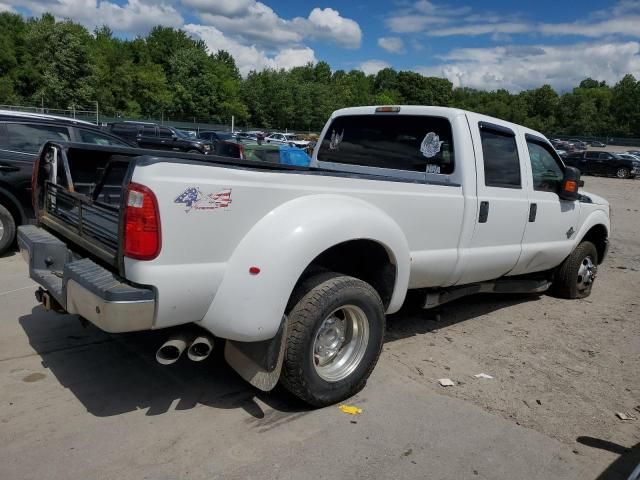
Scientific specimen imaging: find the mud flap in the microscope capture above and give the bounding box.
[224,315,288,392]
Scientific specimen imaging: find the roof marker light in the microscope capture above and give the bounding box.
[375,106,401,113]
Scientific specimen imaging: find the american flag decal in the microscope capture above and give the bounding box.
[175,187,232,212]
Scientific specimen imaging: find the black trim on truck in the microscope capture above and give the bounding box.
[478,121,516,137]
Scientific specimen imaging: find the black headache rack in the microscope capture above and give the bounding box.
[34,142,143,270]
[42,181,121,267]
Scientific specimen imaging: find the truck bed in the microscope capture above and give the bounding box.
[35,142,309,272]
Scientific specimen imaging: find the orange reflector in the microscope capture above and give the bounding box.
[564,180,578,192]
[249,266,261,275]
[375,106,401,113]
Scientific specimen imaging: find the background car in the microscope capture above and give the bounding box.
[264,132,310,148]
[108,122,212,154]
[568,139,588,150]
[590,141,607,147]
[0,110,133,254]
[564,150,640,179]
[197,130,235,144]
[243,143,311,166]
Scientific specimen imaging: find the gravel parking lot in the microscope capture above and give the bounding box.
[0,176,638,480]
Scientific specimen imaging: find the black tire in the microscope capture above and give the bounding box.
[552,241,598,299]
[616,167,630,179]
[0,203,16,255]
[280,273,385,407]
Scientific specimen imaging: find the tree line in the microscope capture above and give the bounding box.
[1,12,639,137]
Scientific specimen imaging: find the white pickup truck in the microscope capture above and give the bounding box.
[19,106,610,406]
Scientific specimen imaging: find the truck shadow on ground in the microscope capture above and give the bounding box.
[385,292,542,342]
[577,436,640,480]
[18,293,541,419]
[18,307,308,419]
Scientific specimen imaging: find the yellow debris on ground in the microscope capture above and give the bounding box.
[338,404,362,415]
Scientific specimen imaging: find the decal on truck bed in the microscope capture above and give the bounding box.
[174,187,232,212]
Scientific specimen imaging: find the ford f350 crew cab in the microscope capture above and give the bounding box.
[18,106,610,406]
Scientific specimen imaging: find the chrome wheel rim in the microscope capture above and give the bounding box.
[0,217,4,242]
[577,255,597,291]
[312,305,369,382]
[617,168,628,178]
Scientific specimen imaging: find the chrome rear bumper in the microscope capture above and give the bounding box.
[18,225,156,333]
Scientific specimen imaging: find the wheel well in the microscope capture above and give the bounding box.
[0,189,24,226]
[296,240,397,309]
[581,224,608,264]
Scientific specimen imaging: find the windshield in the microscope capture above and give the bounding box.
[175,129,195,139]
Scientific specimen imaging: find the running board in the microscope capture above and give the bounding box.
[422,279,551,309]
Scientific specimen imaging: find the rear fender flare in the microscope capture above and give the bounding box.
[200,194,410,341]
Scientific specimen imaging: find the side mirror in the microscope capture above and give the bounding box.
[172,133,178,140]
[559,166,581,201]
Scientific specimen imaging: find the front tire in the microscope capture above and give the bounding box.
[552,241,598,299]
[0,204,16,255]
[280,273,385,407]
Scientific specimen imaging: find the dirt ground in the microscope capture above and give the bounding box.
[385,175,640,471]
[0,176,638,479]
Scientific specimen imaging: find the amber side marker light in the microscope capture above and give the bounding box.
[375,106,401,113]
[563,180,578,192]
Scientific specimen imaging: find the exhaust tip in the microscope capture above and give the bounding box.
[156,337,189,365]
[187,336,213,362]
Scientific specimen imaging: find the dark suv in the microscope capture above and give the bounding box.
[0,110,132,254]
[108,122,213,155]
[564,150,640,179]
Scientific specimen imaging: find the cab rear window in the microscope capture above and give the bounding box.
[317,115,454,174]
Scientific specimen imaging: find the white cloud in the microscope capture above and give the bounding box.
[302,8,361,49]
[358,60,390,75]
[184,24,316,75]
[415,41,640,92]
[378,36,405,54]
[0,2,15,12]
[540,16,640,38]
[427,22,531,37]
[386,0,640,39]
[199,2,301,47]
[195,2,361,49]
[11,0,183,34]
[386,14,448,34]
[386,0,473,33]
[180,0,254,17]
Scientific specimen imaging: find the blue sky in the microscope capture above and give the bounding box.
[3,0,640,92]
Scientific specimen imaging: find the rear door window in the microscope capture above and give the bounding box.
[78,129,129,146]
[479,124,521,188]
[141,126,156,137]
[158,127,173,139]
[2,123,70,154]
[316,114,454,174]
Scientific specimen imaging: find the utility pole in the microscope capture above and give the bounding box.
[231,115,235,133]
[95,101,99,125]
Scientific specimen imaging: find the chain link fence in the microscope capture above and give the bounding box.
[0,104,314,135]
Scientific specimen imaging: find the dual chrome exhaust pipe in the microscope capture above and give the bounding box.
[156,334,214,365]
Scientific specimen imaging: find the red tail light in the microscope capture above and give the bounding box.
[123,182,161,260]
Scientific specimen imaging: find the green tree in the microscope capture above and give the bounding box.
[26,14,94,109]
